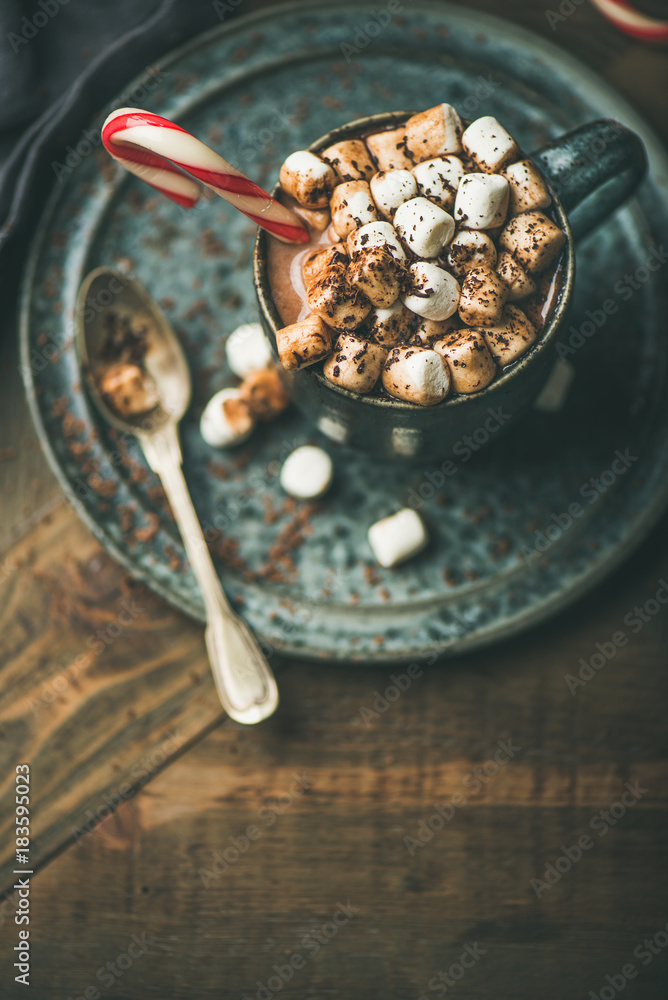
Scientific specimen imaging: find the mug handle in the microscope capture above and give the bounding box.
[532,119,647,242]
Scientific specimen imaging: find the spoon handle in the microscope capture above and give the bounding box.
[139,425,279,725]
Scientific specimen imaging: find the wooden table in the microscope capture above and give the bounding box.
[1,1,667,997]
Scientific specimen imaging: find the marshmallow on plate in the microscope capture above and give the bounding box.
[280,445,333,499]
[225,322,272,378]
[347,221,407,262]
[275,313,333,370]
[366,300,413,347]
[306,263,371,331]
[382,345,450,405]
[323,334,387,393]
[239,367,291,421]
[458,265,509,326]
[394,197,455,258]
[480,305,537,366]
[433,330,497,394]
[402,262,460,322]
[454,173,509,230]
[405,104,463,162]
[462,116,519,173]
[347,245,403,308]
[320,139,376,182]
[502,159,551,215]
[279,150,337,208]
[330,180,379,238]
[200,387,255,447]
[412,155,464,211]
[370,169,418,218]
[445,230,497,278]
[495,251,537,301]
[499,210,566,275]
[366,126,414,171]
[368,508,428,567]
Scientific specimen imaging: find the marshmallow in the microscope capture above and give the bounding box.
[462,116,519,173]
[499,211,566,275]
[402,262,460,322]
[405,104,463,162]
[347,245,403,308]
[238,367,291,421]
[330,180,379,238]
[293,205,331,232]
[412,156,464,211]
[370,169,418,219]
[200,388,255,447]
[275,313,333,371]
[481,305,537,366]
[99,363,160,418]
[495,251,537,301]
[433,330,497,394]
[302,245,348,291]
[225,322,272,378]
[320,139,376,182]
[306,263,371,331]
[280,445,333,499]
[323,334,387,393]
[279,150,337,208]
[368,508,428,567]
[454,173,509,230]
[366,127,414,171]
[347,221,407,263]
[502,159,551,215]
[445,230,497,278]
[382,345,450,405]
[414,315,460,345]
[458,265,509,326]
[394,197,455,258]
[366,300,413,348]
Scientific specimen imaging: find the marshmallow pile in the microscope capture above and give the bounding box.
[275,106,566,406]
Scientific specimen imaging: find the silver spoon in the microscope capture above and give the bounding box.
[75,266,279,725]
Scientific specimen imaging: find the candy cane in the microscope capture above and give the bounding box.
[101,108,309,244]
[589,0,668,43]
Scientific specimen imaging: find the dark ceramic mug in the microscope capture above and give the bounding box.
[254,112,646,461]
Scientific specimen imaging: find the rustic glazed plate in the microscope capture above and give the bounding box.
[20,0,668,662]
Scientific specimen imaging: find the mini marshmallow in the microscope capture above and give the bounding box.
[412,156,464,211]
[433,330,497,394]
[414,315,460,345]
[445,230,497,278]
[330,180,378,238]
[499,211,566,275]
[502,159,551,215]
[382,345,450,405]
[495,251,536,301]
[279,150,337,208]
[302,245,349,291]
[293,205,331,231]
[225,322,272,378]
[306,264,371,331]
[370,170,418,219]
[462,116,519,173]
[347,221,407,262]
[366,300,413,348]
[394,197,455,258]
[454,173,509,230]
[458,265,509,326]
[401,262,460,322]
[280,445,333,499]
[347,245,403,308]
[200,388,255,447]
[481,305,537,366]
[323,334,387,393]
[275,313,333,371]
[238,367,291,421]
[405,104,463,162]
[366,127,414,171]
[368,508,428,567]
[320,139,376,182]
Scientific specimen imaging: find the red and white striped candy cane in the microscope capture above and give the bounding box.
[101,107,309,244]
[589,0,668,43]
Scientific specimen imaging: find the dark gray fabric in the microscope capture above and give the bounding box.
[0,0,226,257]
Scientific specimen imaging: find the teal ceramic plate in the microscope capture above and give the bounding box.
[20,1,668,662]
